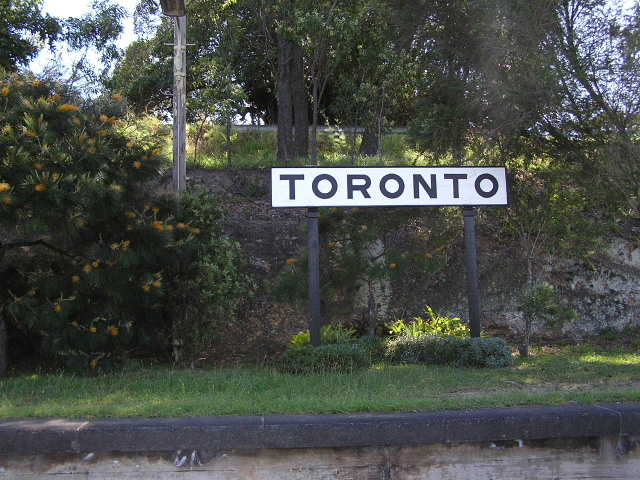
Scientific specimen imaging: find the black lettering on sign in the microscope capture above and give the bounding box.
[312,174,338,199]
[347,174,371,199]
[380,174,405,199]
[444,173,467,198]
[280,174,304,200]
[475,173,499,198]
[413,174,437,199]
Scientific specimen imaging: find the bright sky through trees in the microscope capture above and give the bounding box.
[32,0,136,73]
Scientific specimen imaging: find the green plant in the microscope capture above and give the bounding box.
[519,282,577,357]
[170,190,256,366]
[599,327,621,341]
[0,72,255,373]
[289,324,356,348]
[386,336,513,367]
[0,72,182,372]
[280,342,370,374]
[387,306,470,338]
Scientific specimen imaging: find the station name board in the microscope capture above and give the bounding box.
[272,166,508,208]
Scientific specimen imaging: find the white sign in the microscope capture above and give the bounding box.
[271,167,508,207]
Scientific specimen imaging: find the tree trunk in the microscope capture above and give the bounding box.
[292,42,309,158]
[226,120,232,168]
[0,305,7,376]
[359,129,379,156]
[519,316,532,358]
[310,76,320,165]
[277,35,294,165]
[367,288,377,337]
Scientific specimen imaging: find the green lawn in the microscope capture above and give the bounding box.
[1,346,639,419]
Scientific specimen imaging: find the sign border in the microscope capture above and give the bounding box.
[271,166,509,208]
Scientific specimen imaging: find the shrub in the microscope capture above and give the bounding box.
[353,335,387,365]
[280,335,511,374]
[289,323,356,348]
[170,190,255,365]
[519,282,577,357]
[387,306,470,338]
[280,341,371,374]
[386,336,513,367]
[0,72,253,371]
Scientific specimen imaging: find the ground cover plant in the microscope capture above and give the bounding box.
[1,343,639,419]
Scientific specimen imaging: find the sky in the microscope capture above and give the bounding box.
[32,0,137,73]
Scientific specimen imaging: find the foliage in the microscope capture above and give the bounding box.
[0,0,60,71]
[189,127,277,169]
[386,336,514,368]
[274,206,456,337]
[280,337,382,375]
[519,282,577,358]
[281,334,513,374]
[0,71,174,371]
[387,306,470,338]
[0,71,252,372]
[170,190,255,365]
[61,0,127,90]
[289,323,356,348]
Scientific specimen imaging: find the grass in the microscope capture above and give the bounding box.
[189,130,425,170]
[1,346,639,419]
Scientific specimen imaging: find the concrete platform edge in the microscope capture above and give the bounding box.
[1,403,638,455]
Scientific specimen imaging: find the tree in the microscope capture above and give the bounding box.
[0,72,161,371]
[548,0,640,217]
[0,0,60,71]
[330,1,418,159]
[500,167,603,356]
[189,59,248,167]
[60,0,128,92]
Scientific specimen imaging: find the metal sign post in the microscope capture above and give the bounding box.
[273,166,509,344]
[307,208,322,346]
[463,207,481,337]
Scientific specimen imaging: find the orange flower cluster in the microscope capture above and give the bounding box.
[57,104,79,113]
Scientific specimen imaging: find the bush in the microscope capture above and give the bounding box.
[387,306,470,338]
[280,335,512,374]
[353,335,387,365]
[289,323,356,348]
[0,71,253,371]
[280,341,371,374]
[386,336,513,367]
[170,190,255,365]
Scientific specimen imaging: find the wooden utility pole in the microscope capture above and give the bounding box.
[160,0,187,192]
[172,15,187,192]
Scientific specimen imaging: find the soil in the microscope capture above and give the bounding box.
[176,168,640,365]
[176,169,499,363]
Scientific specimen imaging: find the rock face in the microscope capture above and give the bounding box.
[185,169,640,360]
[559,239,640,337]
[427,237,640,341]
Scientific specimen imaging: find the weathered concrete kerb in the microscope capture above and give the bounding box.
[1,403,639,479]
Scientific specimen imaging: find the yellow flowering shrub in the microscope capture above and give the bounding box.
[3,71,249,372]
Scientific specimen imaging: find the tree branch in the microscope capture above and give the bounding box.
[0,239,81,262]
